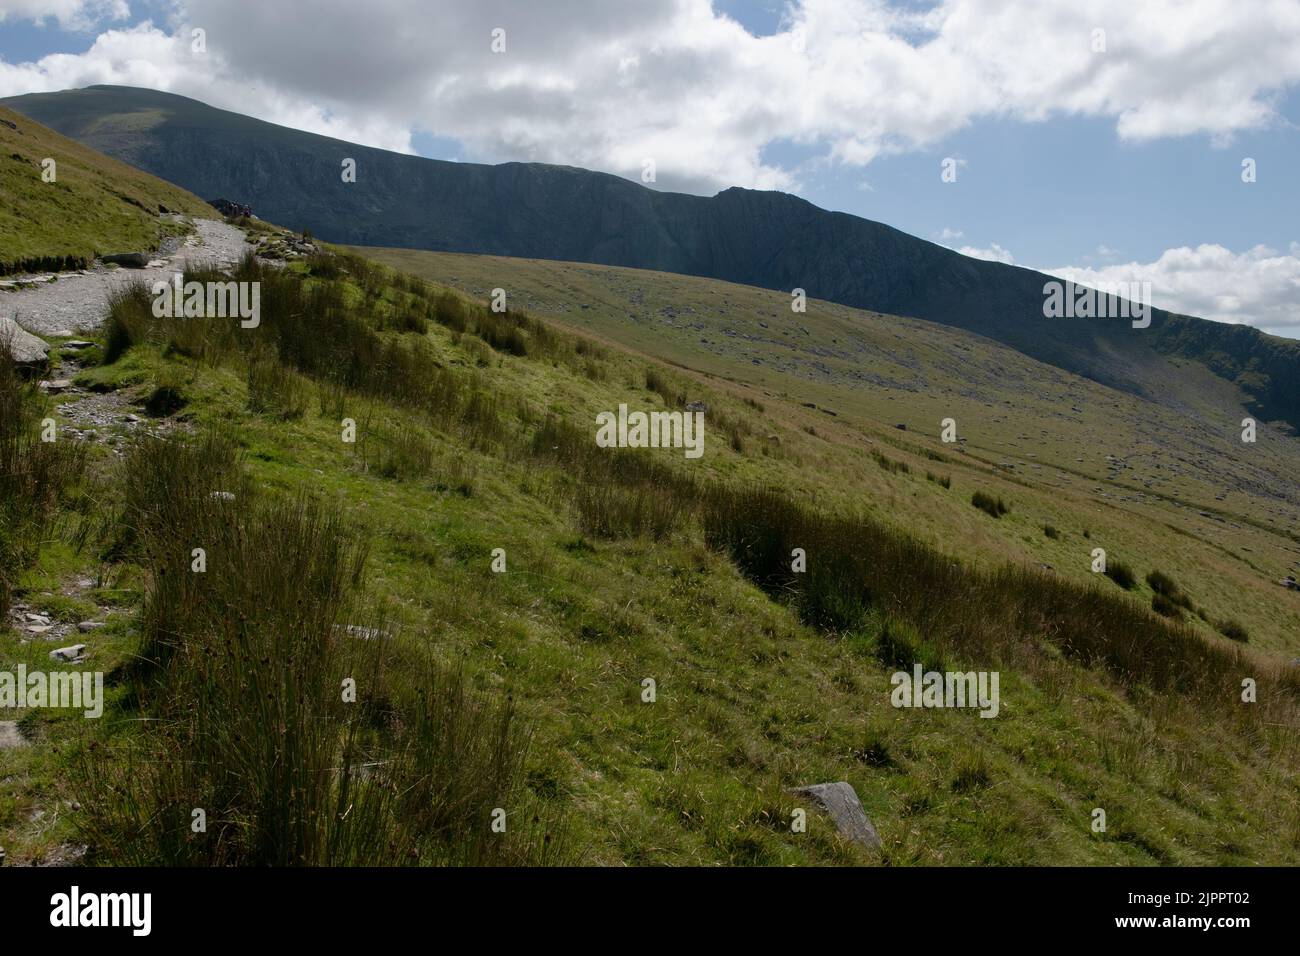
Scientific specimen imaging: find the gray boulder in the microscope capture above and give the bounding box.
[789,781,882,851]
[49,644,87,662]
[0,721,27,750]
[0,316,48,365]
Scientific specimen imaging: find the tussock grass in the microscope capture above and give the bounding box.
[1217,619,1250,643]
[1105,560,1138,590]
[247,347,309,419]
[872,449,910,475]
[970,490,1009,518]
[75,430,557,865]
[0,346,87,617]
[1147,570,1195,620]
[695,484,1287,710]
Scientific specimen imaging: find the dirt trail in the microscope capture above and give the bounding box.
[0,219,252,336]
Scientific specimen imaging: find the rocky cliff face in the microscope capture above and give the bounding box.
[7,85,1298,428]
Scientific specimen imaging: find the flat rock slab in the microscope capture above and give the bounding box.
[789,781,881,850]
[0,316,48,364]
[0,721,27,750]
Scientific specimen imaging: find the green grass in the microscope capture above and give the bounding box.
[0,106,211,274]
[357,246,1300,661]
[2,237,1298,867]
[0,344,87,617]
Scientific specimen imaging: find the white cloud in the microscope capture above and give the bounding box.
[0,0,127,31]
[3,0,1300,193]
[958,242,1016,264]
[1047,243,1300,333]
[0,23,416,152]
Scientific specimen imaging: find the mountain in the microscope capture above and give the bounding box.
[0,103,211,274]
[5,84,1298,428]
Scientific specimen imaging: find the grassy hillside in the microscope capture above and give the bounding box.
[0,106,211,275]
[357,247,1300,659]
[2,229,1296,866]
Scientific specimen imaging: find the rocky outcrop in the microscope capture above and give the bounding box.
[208,198,255,219]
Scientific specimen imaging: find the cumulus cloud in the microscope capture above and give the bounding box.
[3,0,1297,333]
[1047,243,1300,334]
[3,0,1300,193]
[0,22,416,151]
[938,239,1300,336]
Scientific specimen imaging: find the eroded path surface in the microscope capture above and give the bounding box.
[0,219,252,335]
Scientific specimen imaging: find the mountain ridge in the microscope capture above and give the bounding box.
[5,84,1297,428]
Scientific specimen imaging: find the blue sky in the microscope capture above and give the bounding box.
[2,0,1297,335]
[710,0,1300,273]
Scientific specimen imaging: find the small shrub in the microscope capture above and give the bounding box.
[306,253,342,280]
[872,449,910,475]
[573,481,684,540]
[143,383,187,418]
[433,291,469,332]
[645,368,683,407]
[951,755,992,794]
[1104,560,1137,590]
[971,490,1009,518]
[365,421,438,480]
[247,352,309,420]
[853,731,895,768]
[1151,592,1184,620]
[1146,570,1193,611]
[1217,619,1250,643]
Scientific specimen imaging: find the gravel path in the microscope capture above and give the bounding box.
[0,219,252,336]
